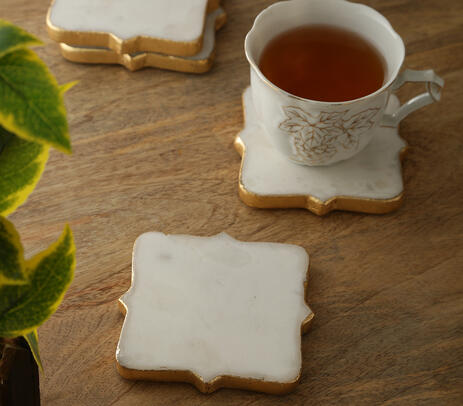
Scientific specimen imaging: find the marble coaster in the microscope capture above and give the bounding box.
[58,8,226,73]
[47,0,219,56]
[234,87,408,215]
[117,232,313,394]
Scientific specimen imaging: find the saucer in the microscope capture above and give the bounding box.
[234,87,408,215]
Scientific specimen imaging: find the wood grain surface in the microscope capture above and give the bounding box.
[1,0,462,404]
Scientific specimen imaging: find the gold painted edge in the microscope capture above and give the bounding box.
[234,91,409,216]
[46,0,220,56]
[59,12,226,73]
[116,235,314,395]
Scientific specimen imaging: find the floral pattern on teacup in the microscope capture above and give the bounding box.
[279,106,380,163]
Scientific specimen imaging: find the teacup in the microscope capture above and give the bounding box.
[245,0,444,166]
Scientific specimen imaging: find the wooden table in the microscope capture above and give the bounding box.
[2,0,462,404]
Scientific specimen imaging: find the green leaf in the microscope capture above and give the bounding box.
[0,225,75,337]
[0,19,42,59]
[0,126,49,217]
[24,329,42,371]
[0,216,26,285]
[0,48,72,153]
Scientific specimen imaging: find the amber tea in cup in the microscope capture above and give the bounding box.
[259,25,386,102]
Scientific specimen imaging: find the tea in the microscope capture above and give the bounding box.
[259,25,386,102]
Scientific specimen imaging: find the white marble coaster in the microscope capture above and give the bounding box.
[117,232,313,394]
[235,87,408,215]
[58,8,225,73]
[47,0,210,55]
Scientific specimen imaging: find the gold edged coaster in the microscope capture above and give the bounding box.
[234,87,408,216]
[117,232,314,394]
[58,8,226,73]
[47,0,220,56]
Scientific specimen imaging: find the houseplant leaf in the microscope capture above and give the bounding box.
[0,19,42,59]
[0,48,72,153]
[0,216,26,286]
[0,125,49,217]
[0,224,75,338]
[24,329,42,371]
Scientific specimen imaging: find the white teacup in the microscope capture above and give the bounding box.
[245,0,444,166]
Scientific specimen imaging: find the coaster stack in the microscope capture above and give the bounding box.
[46,0,226,73]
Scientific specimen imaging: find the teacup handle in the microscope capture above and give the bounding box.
[381,69,444,126]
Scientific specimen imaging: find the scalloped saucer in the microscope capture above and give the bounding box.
[234,87,408,215]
